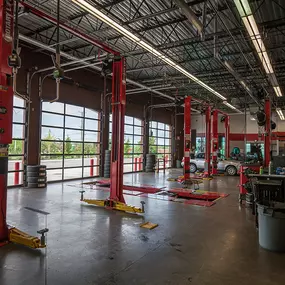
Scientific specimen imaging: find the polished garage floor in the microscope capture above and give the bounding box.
[1,172,285,285]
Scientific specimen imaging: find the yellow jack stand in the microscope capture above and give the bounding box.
[80,191,145,214]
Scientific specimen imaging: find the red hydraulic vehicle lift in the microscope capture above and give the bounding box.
[211,110,219,175]
[204,106,212,177]
[264,99,271,167]
[184,96,191,180]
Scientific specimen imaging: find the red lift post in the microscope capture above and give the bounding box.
[264,99,271,167]
[0,0,14,243]
[211,110,218,175]
[204,106,211,177]
[225,115,230,158]
[184,96,191,180]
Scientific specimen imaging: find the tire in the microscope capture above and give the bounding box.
[190,163,197,173]
[27,165,46,172]
[27,177,47,183]
[27,182,47,188]
[26,170,47,177]
[226,165,237,176]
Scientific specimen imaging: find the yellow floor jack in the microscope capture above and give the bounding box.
[79,191,145,214]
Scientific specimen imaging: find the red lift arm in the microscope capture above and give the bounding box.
[0,0,14,242]
[184,96,191,180]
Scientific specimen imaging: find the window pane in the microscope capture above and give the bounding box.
[64,155,83,167]
[165,125,170,131]
[42,157,63,169]
[42,102,64,113]
[158,122,164,129]
[85,119,99,131]
[9,140,24,155]
[157,137,164,145]
[12,124,24,139]
[65,129,83,141]
[41,127,63,140]
[8,172,23,186]
[13,96,25,108]
[84,143,100,154]
[63,167,83,180]
[13,108,25,123]
[125,125,133,134]
[125,116,133,124]
[65,116,83,129]
[46,169,63,181]
[65,142,82,155]
[83,166,99,177]
[150,121,157,128]
[66,104,84,117]
[8,160,24,172]
[124,164,132,173]
[85,108,99,119]
[41,141,63,154]
[134,144,143,154]
[134,118,141,126]
[165,138,171,146]
[158,130,165,137]
[134,135,142,144]
[42,112,64,127]
[134,126,142,135]
[84,131,99,142]
[83,155,100,166]
[150,128,157,137]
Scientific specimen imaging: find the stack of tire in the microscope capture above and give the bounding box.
[26,165,47,188]
[145,154,156,172]
[104,150,111,178]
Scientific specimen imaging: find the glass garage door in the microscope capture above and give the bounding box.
[41,102,100,181]
[109,115,143,173]
[149,121,171,168]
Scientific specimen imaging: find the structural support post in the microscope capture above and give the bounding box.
[264,99,271,167]
[204,106,211,177]
[143,105,149,171]
[211,110,218,175]
[225,115,230,158]
[184,96,191,180]
[110,57,126,203]
[0,0,14,243]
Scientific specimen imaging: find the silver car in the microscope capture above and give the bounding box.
[182,153,240,176]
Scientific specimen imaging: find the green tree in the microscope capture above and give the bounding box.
[41,129,63,159]
[124,138,132,157]
[65,135,72,154]
[134,139,142,154]
[9,140,23,159]
[149,136,157,154]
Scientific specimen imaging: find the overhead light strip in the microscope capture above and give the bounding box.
[276,108,285,120]
[71,0,228,101]
[234,0,282,97]
[223,101,243,114]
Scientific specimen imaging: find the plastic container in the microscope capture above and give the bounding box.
[257,204,285,252]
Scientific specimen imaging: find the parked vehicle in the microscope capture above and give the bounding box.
[181,153,241,176]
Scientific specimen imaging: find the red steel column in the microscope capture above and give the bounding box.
[184,96,191,180]
[225,115,230,158]
[14,162,20,185]
[204,106,211,176]
[264,99,271,167]
[110,57,126,203]
[90,159,94,176]
[0,0,14,242]
[211,110,218,175]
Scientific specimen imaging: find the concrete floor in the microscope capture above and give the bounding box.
[1,172,285,285]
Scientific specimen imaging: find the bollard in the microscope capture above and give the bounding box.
[95,157,98,176]
[14,162,20,185]
[163,157,166,173]
[134,157,138,172]
[138,157,142,171]
[165,155,168,168]
[90,159,94,176]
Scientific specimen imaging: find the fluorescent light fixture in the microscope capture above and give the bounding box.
[274,86,282,97]
[223,101,243,113]
[234,0,252,17]
[71,0,227,101]
[276,108,285,120]
[234,0,282,97]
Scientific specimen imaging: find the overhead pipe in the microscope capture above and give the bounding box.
[173,0,203,35]
[20,35,174,102]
